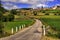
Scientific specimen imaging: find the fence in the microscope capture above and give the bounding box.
[11,24,25,34]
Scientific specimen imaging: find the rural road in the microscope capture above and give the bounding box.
[0,19,43,40]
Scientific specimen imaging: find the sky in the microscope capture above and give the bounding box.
[1,0,60,10]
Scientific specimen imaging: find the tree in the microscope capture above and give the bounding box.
[45,13,49,15]
[8,14,14,21]
[0,0,5,35]
[0,0,1,7]
[33,11,37,16]
[10,9,17,15]
[0,22,4,34]
[2,16,7,22]
[0,0,7,14]
[0,11,3,21]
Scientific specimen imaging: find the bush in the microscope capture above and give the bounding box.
[58,13,60,15]
[10,9,17,15]
[0,11,3,21]
[33,11,37,16]
[8,14,14,21]
[1,14,14,22]
[57,32,60,38]
[2,16,7,22]
[45,13,49,15]
[0,22,4,34]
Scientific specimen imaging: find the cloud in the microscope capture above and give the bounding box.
[3,4,18,10]
[1,0,54,9]
[11,5,18,9]
[1,0,54,4]
[1,0,18,2]
[56,4,60,6]
[37,4,48,7]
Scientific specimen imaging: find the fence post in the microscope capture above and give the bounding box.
[12,28,13,34]
[19,26,21,30]
[24,24,25,27]
[16,27,18,32]
[22,25,23,29]
[43,25,45,36]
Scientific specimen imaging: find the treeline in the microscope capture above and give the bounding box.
[0,8,15,22]
[0,1,16,36]
[40,9,60,13]
[0,1,6,36]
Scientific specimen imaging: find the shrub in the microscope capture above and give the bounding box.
[45,13,49,15]
[8,14,14,21]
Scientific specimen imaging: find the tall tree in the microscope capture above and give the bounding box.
[0,0,2,7]
[0,0,4,35]
[0,0,3,21]
[10,9,17,15]
[0,0,7,13]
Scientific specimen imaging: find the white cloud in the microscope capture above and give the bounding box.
[2,2,13,6]
[1,0,18,2]
[3,5,18,10]
[56,4,60,6]
[2,0,54,4]
[1,0,54,9]
[11,5,18,9]
[18,0,29,3]
[37,4,48,7]
[47,0,54,1]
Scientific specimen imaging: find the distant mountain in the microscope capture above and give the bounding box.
[19,8,33,10]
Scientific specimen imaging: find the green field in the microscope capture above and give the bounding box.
[39,15,60,38]
[4,19,34,34]
[40,16,60,31]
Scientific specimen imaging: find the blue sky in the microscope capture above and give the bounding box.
[1,0,60,10]
[46,0,60,7]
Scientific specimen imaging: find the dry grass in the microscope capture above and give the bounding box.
[41,36,60,40]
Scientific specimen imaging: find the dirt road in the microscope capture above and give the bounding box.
[0,19,43,40]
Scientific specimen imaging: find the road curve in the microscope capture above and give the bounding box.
[0,19,43,40]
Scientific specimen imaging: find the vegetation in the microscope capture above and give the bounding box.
[40,9,60,13]
[0,0,5,36]
[40,16,60,38]
[10,9,18,15]
[0,1,34,37]
[33,11,37,16]
[0,0,60,39]
[4,19,34,34]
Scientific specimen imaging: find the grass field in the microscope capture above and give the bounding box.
[39,15,60,38]
[39,16,60,31]
[4,19,35,34]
